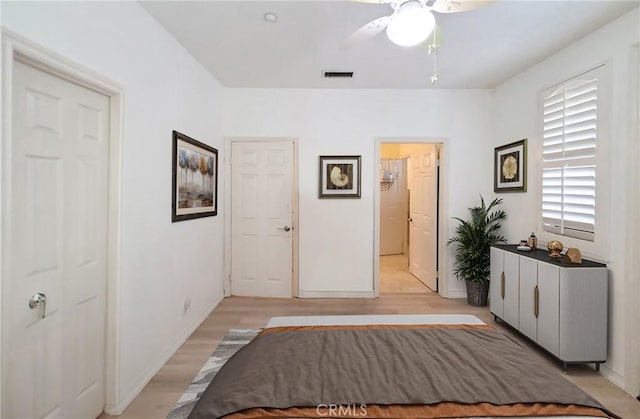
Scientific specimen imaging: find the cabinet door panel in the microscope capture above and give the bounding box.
[519,257,538,341]
[559,268,607,361]
[537,263,560,356]
[489,248,504,318]
[503,252,520,326]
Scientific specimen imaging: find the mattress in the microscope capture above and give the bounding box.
[265,313,485,328]
[187,314,615,419]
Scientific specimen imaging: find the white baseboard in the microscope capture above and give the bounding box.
[444,290,467,299]
[104,293,223,415]
[600,364,626,390]
[298,290,375,299]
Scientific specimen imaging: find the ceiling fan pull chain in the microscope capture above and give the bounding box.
[429,29,439,84]
[431,51,439,84]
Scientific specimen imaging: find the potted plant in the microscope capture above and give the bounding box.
[447,196,506,307]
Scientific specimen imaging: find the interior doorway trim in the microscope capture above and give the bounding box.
[373,137,448,298]
[0,30,124,414]
[223,137,299,297]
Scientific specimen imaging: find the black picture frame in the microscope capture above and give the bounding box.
[494,139,527,193]
[172,130,218,221]
[319,155,362,198]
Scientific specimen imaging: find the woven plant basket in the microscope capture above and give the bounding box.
[466,280,489,307]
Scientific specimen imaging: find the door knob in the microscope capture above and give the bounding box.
[28,292,46,319]
[278,226,291,232]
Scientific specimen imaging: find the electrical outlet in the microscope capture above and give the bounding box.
[182,298,191,316]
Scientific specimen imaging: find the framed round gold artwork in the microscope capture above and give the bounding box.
[494,139,527,193]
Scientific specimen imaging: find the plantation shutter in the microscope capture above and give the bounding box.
[541,74,598,241]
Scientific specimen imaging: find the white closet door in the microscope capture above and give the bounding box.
[5,61,109,418]
[230,141,294,297]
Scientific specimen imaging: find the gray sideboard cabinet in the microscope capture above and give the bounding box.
[489,245,608,372]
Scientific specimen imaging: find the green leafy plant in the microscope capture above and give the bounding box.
[447,196,507,284]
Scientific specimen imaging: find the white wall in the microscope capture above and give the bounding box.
[627,42,640,402]
[224,89,493,298]
[1,1,225,413]
[490,7,640,394]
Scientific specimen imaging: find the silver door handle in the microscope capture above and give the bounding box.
[28,292,46,319]
[278,226,291,232]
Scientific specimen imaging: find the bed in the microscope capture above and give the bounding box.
[187,314,616,418]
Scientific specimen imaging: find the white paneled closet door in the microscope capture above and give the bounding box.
[230,140,294,298]
[5,60,109,419]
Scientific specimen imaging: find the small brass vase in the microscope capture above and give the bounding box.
[547,240,564,258]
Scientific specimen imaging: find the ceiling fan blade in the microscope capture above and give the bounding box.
[432,0,498,13]
[342,15,392,48]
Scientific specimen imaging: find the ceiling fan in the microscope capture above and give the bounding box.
[345,0,494,48]
[344,0,495,84]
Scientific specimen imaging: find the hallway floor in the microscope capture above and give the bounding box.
[379,253,433,293]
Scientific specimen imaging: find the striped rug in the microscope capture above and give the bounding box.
[167,329,261,419]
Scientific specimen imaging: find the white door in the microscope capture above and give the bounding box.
[4,61,109,418]
[408,146,438,291]
[380,158,408,255]
[230,141,294,297]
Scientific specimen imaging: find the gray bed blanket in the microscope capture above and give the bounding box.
[188,325,613,418]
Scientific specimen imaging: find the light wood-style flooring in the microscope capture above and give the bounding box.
[101,293,640,419]
[379,253,433,293]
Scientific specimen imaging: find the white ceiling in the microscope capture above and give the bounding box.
[140,0,639,89]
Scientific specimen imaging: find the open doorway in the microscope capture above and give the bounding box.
[378,142,440,294]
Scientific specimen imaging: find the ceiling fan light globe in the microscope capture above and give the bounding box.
[386,7,435,47]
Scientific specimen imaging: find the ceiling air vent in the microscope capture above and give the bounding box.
[323,71,354,78]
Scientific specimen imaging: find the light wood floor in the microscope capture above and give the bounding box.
[379,253,433,293]
[101,293,640,419]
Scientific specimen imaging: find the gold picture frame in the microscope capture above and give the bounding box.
[494,139,527,193]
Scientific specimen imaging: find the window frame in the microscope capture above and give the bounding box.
[541,76,598,241]
[537,64,611,259]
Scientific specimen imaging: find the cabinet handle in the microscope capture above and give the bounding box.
[501,272,505,299]
[534,285,539,318]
